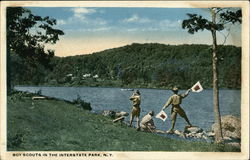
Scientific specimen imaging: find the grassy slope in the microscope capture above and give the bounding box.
[7,93,240,151]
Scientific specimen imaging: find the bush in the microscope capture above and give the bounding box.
[73,95,92,111]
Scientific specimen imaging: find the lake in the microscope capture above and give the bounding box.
[14,86,241,132]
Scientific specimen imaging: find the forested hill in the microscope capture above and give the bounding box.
[12,43,241,89]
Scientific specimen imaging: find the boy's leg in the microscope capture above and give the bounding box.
[129,114,134,127]
[136,116,140,130]
[178,107,192,126]
[168,111,177,133]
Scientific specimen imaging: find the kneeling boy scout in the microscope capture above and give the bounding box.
[162,87,192,133]
[140,111,156,132]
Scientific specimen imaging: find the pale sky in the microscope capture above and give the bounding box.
[29,7,242,57]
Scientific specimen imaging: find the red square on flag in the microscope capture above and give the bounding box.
[194,85,200,91]
[160,114,166,119]
[156,110,167,121]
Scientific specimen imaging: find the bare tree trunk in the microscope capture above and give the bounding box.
[211,8,223,143]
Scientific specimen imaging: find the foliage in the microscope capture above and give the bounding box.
[11,43,241,89]
[72,95,92,111]
[182,13,224,34]
[7,7,64,92]
[38,43,240,89]
[182,8,241,34]
[219,9,242,24]
[7,7,64,60]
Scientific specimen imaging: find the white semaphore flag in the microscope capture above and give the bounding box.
[156,110,168,121]
[191,81,203,92]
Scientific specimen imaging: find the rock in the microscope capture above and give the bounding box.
[186,133,196,138]
[174,130,182,135]
[102,110,129,119]
[173,130,186,138]
[212,115,241,139]
[184,126,203,134]
[195,132,203,139]
[179,133,186,139]
[166,130,174,134]
[223,136,232,141]
[227,142,241,148]
[202,135,208,140]
[102,110,116,118]
[206,131,215,137]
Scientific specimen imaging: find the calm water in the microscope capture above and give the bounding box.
[14,86,240,132]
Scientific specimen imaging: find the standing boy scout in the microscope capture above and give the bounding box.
[129,90,141,130]
[162,87,192,133]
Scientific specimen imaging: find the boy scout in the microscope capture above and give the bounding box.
[162,87,192,133]
[140,111,156,132]
[129,90,141,130]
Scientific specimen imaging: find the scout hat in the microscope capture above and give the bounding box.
[135,90,140,95]
[149,111,154,116]
[172,87,179,92]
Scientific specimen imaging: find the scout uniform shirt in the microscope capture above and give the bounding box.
[130,93,141,107]
[140,114,155,127]
[163,92,188,109]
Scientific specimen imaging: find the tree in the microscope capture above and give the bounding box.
[182,8,241,143]
[7,7,64,93]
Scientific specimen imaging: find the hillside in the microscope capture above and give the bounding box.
[7,91,240,151]
[11,43,241,89]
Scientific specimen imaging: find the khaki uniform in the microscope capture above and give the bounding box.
[130,94,141,117]
[140,114,155,132]
[129,93,141,129]
[163,91,191,131]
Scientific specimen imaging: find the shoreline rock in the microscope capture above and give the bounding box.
[102,110,129,119]
[212,115,241,140]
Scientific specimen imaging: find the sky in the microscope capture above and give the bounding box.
[28,7,242,57]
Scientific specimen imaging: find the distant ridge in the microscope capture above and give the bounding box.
[12,43,241,89]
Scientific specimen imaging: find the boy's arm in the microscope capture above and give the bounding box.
[182,89,191,98]
[129,93,135,100]
[162,96,172,110]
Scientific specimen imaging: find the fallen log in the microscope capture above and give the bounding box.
[113,116,125,123]
[32,96,46,100]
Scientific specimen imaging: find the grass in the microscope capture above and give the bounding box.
[7,92,240,151]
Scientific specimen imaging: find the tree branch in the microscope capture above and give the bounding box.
[218,24,232,45]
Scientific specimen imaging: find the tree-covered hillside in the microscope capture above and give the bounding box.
[12,43,241,89]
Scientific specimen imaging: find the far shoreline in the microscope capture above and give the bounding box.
[13,85,242,91]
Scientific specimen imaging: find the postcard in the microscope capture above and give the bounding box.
[0,1,249,160]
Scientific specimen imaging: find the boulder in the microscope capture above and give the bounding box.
[212,115,241,139]
[202,135,208,140]
[227,142,241,148]
[195,132,203,139]
[184,126,203,134]
[186,132,196,138]
[102,110,116,118]
[174,130,182,135]
[174,130,186,138]
[102,110,129,119]
[223,136,232,141]
[206,131,215,137]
